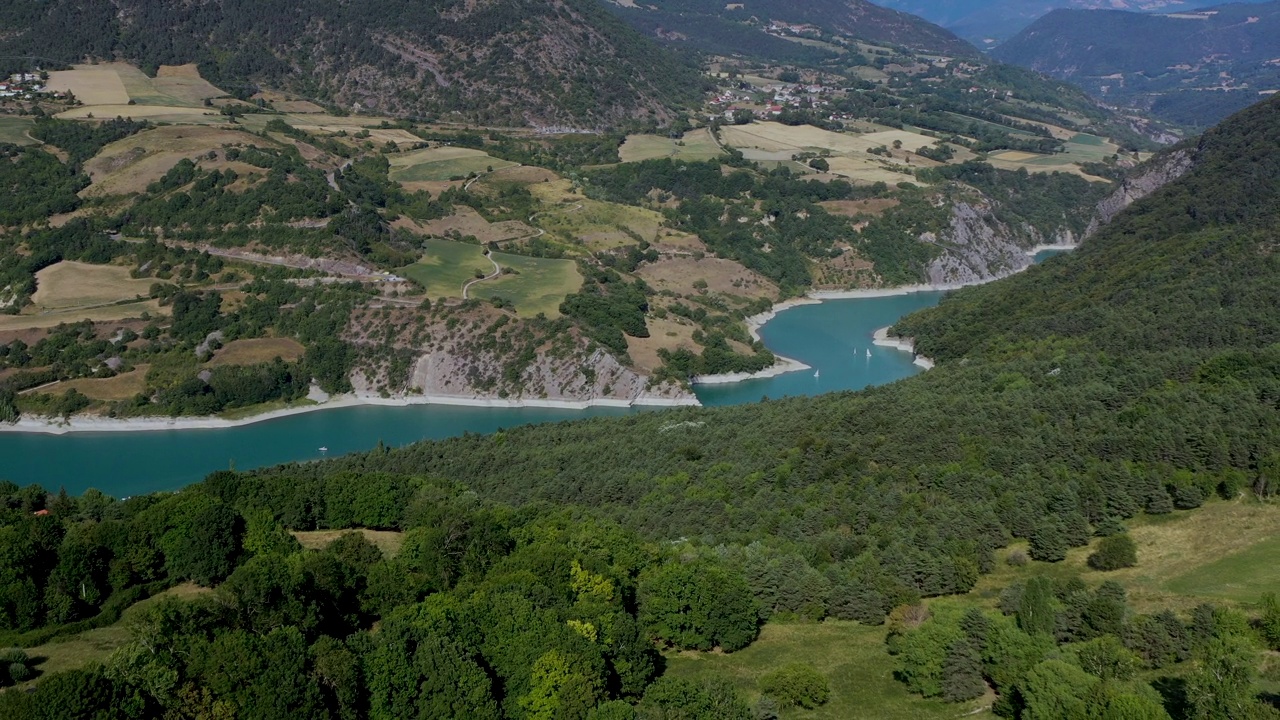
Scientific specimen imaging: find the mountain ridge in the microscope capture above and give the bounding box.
[0,0,704,127]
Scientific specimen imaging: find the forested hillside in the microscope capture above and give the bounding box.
[993,2,1280,127]
[604,0,976,59]
[0,0,702,126]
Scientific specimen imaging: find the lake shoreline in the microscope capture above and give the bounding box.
[4,245,1075,434]
[0,391,699,435]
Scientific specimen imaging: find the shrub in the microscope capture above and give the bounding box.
[1087,534,1138,571]
[758,663,830,709]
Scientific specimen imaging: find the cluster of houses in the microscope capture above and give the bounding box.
[707,80,834,122]
[0,72,53,100]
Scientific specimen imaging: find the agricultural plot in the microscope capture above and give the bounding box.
[618,128,724,163]
[47,63,224,108]
[56,104,225,125]
[397,238,494,299]
[470,252,581,318]
[82,125,256,196]
[0,300,163,332]
[46,64,131,105]
[389,146,517,182]
[0,116,35,145]
[720,122,937,184]
[31,262,155,311]
[986,132,1121,181]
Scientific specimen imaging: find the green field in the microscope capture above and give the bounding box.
[397,238,493,298]
[0,116,35,145]
[397,239,580,316]
[471,252,582,317]
[1165,534,1280,603]
[619,128,724,163]
[665,622,989,720]
[389,146,517,182]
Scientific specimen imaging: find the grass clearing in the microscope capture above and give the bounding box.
[397,238,493,299]
[637,256,777,300]
[31,262,155,310]
[389,146,516,182]
[529,179,665,249]
[969,500,1280,614]
[37,368,149,402]
[0,116,35,145]
[665,621,989,720]
[293,529,405,557]
[619,128,723,163]
[986,133,1121,181]
[471,252,582,318]
[24,583,212,681]
[205,337,306,367]
[721,122,934,184]
[409,207,536,245]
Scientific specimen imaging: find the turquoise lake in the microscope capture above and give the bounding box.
[1,250,1068,496]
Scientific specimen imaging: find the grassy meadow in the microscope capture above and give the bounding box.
[389,146,517,182]
[470,251,581,317]
[0,116,35,145]
[665,499,1280,719]
[618,128,723,163]
[204,337,306,367]
[398,238,494,298]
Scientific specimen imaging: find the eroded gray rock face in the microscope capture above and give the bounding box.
[923,201,1032,285]
[919,146,1197,285]
[1085,148,1195,237]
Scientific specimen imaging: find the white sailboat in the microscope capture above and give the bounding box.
[814,369,820,378]
[866,349,872,358]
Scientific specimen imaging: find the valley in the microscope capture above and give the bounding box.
[2,3,1280,720]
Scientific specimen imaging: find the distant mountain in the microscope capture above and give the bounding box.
[870,0,1274,47]
[0,0,703,127]
[992,1,1280,127]
[602,0,978,61]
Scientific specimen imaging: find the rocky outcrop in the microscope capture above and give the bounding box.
[1085,148,1195,236]
[345,305,696,407]
[920,200,1081,285]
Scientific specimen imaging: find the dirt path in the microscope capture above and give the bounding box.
[461,251,501,299]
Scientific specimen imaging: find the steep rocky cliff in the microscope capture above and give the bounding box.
[921,199,1080,285]
[345,304,695,406]
[1085,148,1196,235]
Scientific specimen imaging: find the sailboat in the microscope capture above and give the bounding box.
[814,369,820,378]
[866,349,872,358]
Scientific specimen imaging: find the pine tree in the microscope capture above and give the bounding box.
[1029,520,1068,562]
[1018,577,1056,636]
[1088,533,1138,571]
[941,639,986,702]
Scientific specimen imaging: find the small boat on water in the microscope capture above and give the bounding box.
[866,349,872,358]
[319,446,329,453]
[814,370,820,378]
